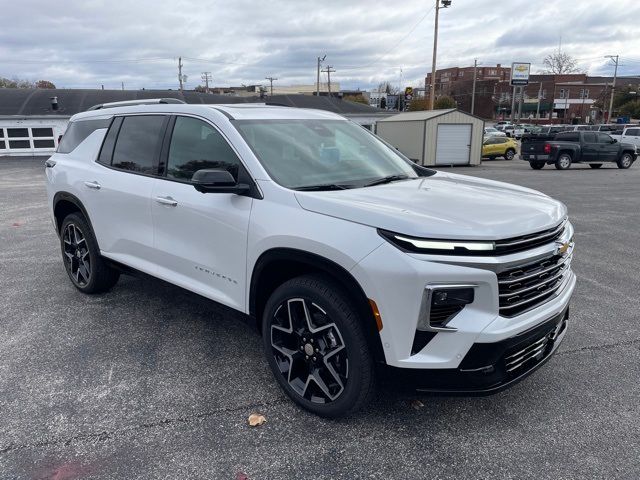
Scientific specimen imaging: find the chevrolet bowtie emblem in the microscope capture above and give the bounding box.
[556,241,571,255]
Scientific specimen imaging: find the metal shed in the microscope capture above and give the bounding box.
[375,108,485,166]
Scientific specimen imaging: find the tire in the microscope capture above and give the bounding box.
[617,153,634,169]
[60,213,120,293]
[530,162,545,170]
[262,274,375,417]
[589,164,602,169]
[504,148,516,160]
[555,153,572,170]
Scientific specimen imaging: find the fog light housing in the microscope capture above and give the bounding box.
[417,285,475,332]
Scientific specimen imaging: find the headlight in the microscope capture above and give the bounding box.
[379,229,495,255]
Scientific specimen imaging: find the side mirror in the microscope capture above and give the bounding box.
[192,168,250,194]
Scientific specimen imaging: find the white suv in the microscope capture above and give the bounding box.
[46,99,575,417]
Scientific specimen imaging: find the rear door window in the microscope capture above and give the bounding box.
[626,128,640,137]
[555,132,579,142]
[597,133,613,143]
[112,115,167,174]
[583,133,597,143]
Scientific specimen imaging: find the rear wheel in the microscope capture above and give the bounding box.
[60,213,120,293]
[589,164,602,169]
[504,148,516,160]
[555,153,572,170]
[530,161,545,170]
[617,153,634,169]
[262,274,375,417]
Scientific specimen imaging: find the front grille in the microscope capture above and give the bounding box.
[498,254,571,317]
[494,221,566,255]
[429,304,463,327]
[503,319,564,375]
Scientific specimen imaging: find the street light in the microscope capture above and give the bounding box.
[428,0,452,110]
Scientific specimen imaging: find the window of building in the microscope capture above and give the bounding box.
[579,89,590,99]
[7,128,29,138]
[112,115,166,174]
[32,127,54,138]
[166,116,241,182]
[542,89,547,99]
[559,89,565,99]
[9,140,30,149]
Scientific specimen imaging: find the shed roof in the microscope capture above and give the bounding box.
[377,108,457,122]
[0,88,386,117]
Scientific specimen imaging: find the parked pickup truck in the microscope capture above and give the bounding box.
[610,126,640,149]
[520,130,637,170]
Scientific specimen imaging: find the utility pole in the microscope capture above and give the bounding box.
[517,86,524,122]
[535,81,543,120]
[121,81,124,91]
[316,55,326,96]
[178,56,184,92]
[265,76,277,96]
[201,72,212,93]
[565,88,570,121]
[429,0,451,110]
[605,54,619,123]
[510,85,516,122]
[322,66,336,97]
[471,58,478,115]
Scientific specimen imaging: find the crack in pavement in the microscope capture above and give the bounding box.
[0,398,288,456]
[556,338,640,356]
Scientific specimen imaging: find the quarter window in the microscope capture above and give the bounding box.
[58,119,111,154]
[112,115,166,174]
[166,116,241,181]
[597,133,613,143]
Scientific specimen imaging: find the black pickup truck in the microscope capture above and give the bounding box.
[520,130,637,170]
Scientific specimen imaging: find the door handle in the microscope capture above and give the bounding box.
[84,181,101,190]
[155,196,178,207]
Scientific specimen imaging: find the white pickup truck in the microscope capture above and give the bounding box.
[610,126,640,148]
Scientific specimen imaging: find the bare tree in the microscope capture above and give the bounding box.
[542,52,581,74]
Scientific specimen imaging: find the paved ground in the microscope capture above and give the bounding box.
[1,156,639,479]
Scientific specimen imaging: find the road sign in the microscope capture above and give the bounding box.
[510,62,530,86]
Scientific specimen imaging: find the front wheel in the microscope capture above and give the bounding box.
[530,161,545,170]
[617,153,634,169]
[60,213,120,293]
[262,275,375,417]
[555,153,572,170]
[504,148,516,160]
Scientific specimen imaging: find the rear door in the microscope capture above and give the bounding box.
[581,132,599,162]
[596,132,619,162]
[150,115,253,311]
[87,114,168,272]
[436,124,471,165]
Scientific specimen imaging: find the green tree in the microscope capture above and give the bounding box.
[434,95,456,109]
[343,94,368,105]
[619,100,640,118]
[35,80,56,89]
[0,77,35,88]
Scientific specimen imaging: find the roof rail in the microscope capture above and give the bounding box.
[87,98,186,111]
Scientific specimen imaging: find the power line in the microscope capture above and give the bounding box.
[201,72,212,93]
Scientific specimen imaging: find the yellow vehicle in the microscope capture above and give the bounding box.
[482,136,519,160]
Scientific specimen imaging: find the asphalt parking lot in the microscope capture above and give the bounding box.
[1,156,639,479]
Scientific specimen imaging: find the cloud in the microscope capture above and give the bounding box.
[0,0,638,90]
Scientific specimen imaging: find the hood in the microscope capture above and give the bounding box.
[294,172,567,240]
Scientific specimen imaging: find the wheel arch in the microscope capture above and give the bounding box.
[52,192,96,238]
[249,248,385,363]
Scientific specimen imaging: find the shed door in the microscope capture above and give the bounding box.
[435,124,472,165]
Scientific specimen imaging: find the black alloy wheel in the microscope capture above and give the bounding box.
[62,222,91,287]
[263,275,375,417]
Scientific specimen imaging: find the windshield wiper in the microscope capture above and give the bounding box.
[363,174,410,187]
[294,184,349,191]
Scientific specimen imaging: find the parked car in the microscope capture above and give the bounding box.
[483,127,506,138]
[494,120,512,127]
[482,136,519,160]
[502,125,515,137]
[610,126,640,148]
[46,99,576,417]
[520,130,637,170]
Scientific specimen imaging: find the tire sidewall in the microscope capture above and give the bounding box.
[261,277,371,417]
[505,149,515,160]
[556,154,572,170]
[618,153,633,169]
[60,214,101,292]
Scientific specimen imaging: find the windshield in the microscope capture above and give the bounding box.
[233,119,417,189]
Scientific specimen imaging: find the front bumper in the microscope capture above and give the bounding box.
[380,305,569,394]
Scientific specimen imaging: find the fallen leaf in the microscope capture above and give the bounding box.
[235,472,249,480]
[248,413,266,427]
[12,222,22,227]
[410,399,424,410]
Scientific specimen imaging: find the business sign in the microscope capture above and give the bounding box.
[510,62,531,86]
[404,86,414,101]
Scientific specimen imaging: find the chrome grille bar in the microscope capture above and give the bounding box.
[496,220,567,248]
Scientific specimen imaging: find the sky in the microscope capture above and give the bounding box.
[1,0,639,91]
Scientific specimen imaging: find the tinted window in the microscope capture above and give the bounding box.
[599,125,616,132]
[498,137,508,143]
[112,115,166,174]
[32,127,54,137]
[597,133,613,143]
[555,132,579,142]
[9,140,30,149]
[0,140,5,149]
[483,138,496,145]
[57,118,111,154]
[34,139,55,148]
[166,116,240,181]
[626,128,640,136]
[97,117,122,166]
[583,133,597,143]
[8,128,28,138]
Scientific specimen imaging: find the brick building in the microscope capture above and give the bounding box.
[425,64,640,122]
